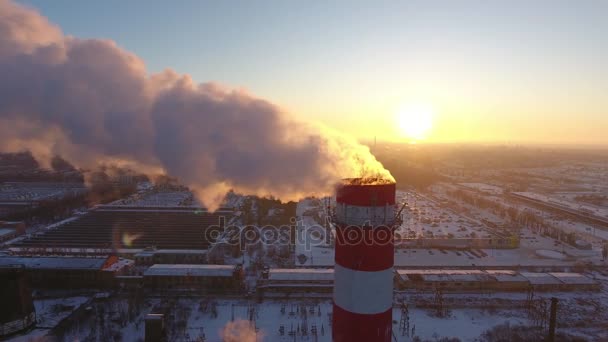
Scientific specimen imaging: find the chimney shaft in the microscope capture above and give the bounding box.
[332,179,396,342]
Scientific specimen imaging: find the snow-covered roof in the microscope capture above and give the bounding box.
[262,283,332,288]
[268,268,333,282]
[520,272,561,285]
[484,270,529,282]
[549,272,596,285]
[398,269,529,283]
[0,256,108,270]
[449,273,490,282]
[135,249,207,257]
[0,228,16,237]
[135,251,155,257]
[144,264,235,277]
[397,269,458,275]
[422,273,454,282]
[447,270,495,282]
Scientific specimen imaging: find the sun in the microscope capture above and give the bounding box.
[397,104,434,140]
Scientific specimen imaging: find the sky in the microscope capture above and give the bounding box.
[18,0,608,145]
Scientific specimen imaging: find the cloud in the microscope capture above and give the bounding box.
[0,0,392,209]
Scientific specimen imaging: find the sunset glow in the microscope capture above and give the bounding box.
[397,104,434,140]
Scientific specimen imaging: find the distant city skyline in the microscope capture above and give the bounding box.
[19,0,608,145]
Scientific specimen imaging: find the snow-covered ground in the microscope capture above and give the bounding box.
[397,191,491,239]
[55,297,535,342]
[459,183,504,195]
[7,296,90,342]
[294,192,602,268]
[49,283,608,342]
[513,191,608,219]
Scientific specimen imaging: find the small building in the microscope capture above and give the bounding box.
[143,264,243,293]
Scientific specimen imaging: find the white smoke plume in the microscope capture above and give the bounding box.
[0,0,393,209]
[220,319,263,342]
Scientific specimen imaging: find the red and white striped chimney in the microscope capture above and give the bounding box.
[332,179,396,342]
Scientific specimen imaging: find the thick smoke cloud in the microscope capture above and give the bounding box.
[0,0,392,209]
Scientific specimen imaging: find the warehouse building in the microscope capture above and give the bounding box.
[0,255,131,288]
[259,268,333,293]
[397,269,598,292]
[143,264,243,293]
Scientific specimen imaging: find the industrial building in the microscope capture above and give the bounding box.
[259,268,333,293]
[261,267,598,296]
[13,206,232,251]
[397,269,599,292]
[0,265,36,338]
[0,255,131,288]
[0,182,87,219]
[143,264,244,292]
[134,248,207,266]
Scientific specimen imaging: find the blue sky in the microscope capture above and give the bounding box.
[19,0,608,144]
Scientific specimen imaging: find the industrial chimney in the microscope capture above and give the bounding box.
[332,178,397,342]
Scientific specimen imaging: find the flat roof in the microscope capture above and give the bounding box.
[135,249,207,257]
[268,268,334,282]
[398,269,528,283]
[397,269,485,276]
[261,283,332,288]
[0,256,108,270]
[549,272,597,285]
[484,270,529,282]
[0,228,16,236]
[520,272,561,285]
[449,273,491,282]
[144,264,235,277]
[422,274,453,282]
[397,269,455,275]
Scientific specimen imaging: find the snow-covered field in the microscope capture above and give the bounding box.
[54,297,533,342]
[7,296,90,342]
[397,191,491,239]
[35,285,608,342]
[294,193,602,268]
